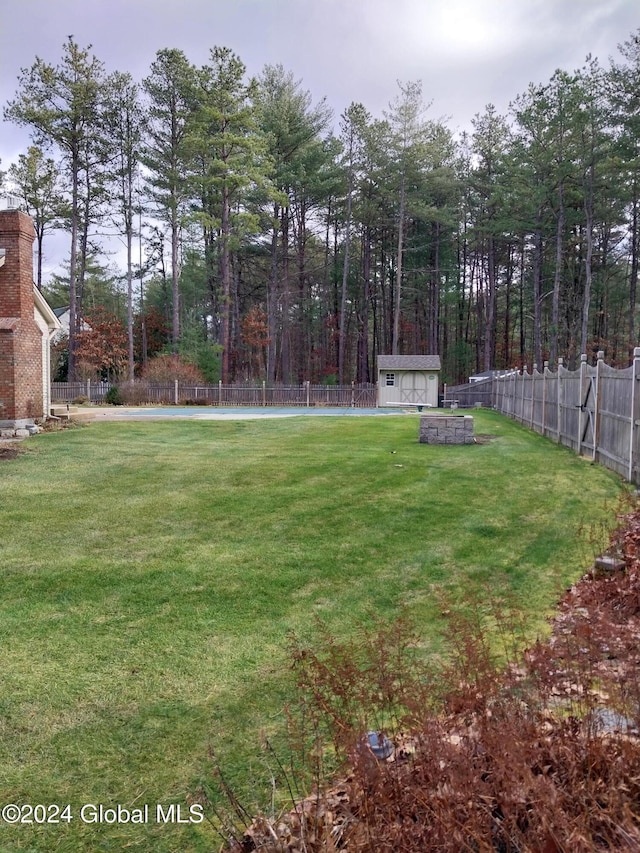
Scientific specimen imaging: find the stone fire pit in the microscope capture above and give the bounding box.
[419,414,474,445]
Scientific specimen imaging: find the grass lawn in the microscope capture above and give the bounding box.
[0,410,624,851]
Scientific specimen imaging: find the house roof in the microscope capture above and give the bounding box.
[377,355,441,371]
[34,288,61,332]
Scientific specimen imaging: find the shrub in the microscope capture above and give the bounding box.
[72,395,89,405]
[104,386,123,406]
[142,354,206,384]
[118,381,150,406]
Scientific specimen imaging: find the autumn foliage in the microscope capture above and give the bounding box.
[240,305,270,378]
[216,504,640,852]
[74,307,128,380]
[134,306,170,364]
[141,353,207,384]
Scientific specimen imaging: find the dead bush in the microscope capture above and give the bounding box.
[117,381,151,406]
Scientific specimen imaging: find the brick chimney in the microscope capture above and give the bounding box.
[0,209,43,427]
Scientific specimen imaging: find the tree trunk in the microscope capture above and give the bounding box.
[429,221,440,353]
[483,236,496,372]
[220,183,231,383]
[533,226,543,368]
[357,226,371,382]
[392,173,405,354]
[280,205,290,383]
[127,227,134,381]
[267,203,280,383]
[171,207,180,353]
[339,177,353,383]
[68,151,80,380]
[550,183,565,366]
[629,183,639,354]
[580,164,595,356]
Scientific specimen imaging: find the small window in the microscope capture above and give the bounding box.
[386,373,395,386]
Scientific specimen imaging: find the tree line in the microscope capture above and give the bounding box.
[2,32,640,384]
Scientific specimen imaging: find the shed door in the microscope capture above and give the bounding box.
[400,372,427,404]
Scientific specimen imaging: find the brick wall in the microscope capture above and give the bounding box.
[0,210,43,425]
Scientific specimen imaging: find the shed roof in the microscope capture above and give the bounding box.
[377,355,441,371]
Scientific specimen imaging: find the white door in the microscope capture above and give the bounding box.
[400,372,427,405]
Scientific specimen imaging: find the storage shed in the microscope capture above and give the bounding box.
[377,355,441,408]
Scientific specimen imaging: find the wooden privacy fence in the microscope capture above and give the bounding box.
[494,349,640,483]
[443,378,495,408]
[51,380,378,408]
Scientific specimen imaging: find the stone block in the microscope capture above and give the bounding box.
[419,414,474,445]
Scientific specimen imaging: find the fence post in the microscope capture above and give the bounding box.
[578,354,587,455]
[629,347,640,482]
[351,381,355,408]
[219,380,222,405]
[262,380,266,407]
[557,358,563,443]
[174,379,179,405]
[542,361,548,437]
[530,364,537,429]
[306,380,310,407]
[593,350,604,462]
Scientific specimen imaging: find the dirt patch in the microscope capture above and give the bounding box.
[0,445,22,461]
[474,433,498,444]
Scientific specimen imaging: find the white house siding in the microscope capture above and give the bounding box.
[33,292,60,418]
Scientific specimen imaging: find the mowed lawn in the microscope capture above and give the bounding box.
[0,411,623,852]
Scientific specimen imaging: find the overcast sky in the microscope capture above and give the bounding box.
[1,0,638,169]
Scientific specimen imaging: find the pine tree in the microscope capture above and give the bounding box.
[188,47,272,383]
[103,72,143,380]
[5,37,108,378]
[142,48,196,352]
[7,146,64,288]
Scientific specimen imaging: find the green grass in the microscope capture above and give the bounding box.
[0,411,623,851]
